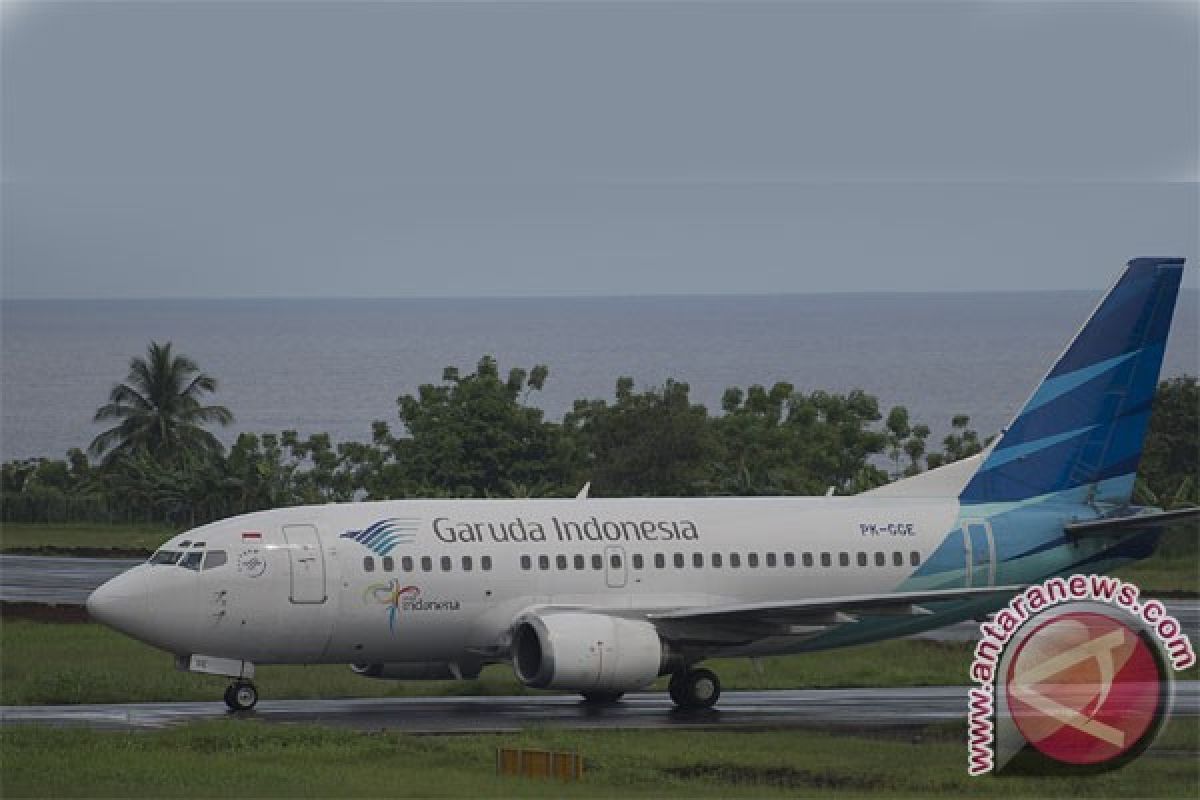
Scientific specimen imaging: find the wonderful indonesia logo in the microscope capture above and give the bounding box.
[967,574,1195,775]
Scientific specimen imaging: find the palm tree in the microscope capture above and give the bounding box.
[89,341,234,464]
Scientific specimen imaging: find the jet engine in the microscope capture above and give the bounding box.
[512,612,666,692]
[351,661,481,680]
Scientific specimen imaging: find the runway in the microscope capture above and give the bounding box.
[4,683,1198,733]
[0,554,140,604]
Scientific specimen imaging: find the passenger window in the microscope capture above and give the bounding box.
[802,553,813,567]
[441,556,452,571]
[481,556,492,571]
[820,553,831,567]
[383,556,395,572]
[520,555,531,571]
[610,554,622,569]
[766,553,777,568]
[712,552,723,568]
[402,556,414,572]
[857,552,868,567]
[421,556,432,572]
[202,550,227,570]
[730,553,741,568]
[784,552,795,568]
[538,555,550,570]
[462,556,472,572]
[839,553,850,567]
[673,553,685,568]
[592,554,603,570]
[633,554,644,569]
[654,553,665,569]
[910,551,921,567]
[748,553,759,568]
[575,554,586,570]
[692,552,703,568]
[557,555,568,570]
[363,556,375,573]
[875,552,886,567]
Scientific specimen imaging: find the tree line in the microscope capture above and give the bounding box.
[2,342,1196,529]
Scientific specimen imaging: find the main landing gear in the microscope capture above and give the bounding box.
[669,668,721,710]
[224,680,259,712]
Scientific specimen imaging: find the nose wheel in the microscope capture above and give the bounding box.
[224,681,259,712]
[669,668,721,710]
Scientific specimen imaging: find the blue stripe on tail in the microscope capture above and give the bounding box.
[960,257,1185,505]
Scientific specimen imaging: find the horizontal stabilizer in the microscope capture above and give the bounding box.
[1065,507,1199,538]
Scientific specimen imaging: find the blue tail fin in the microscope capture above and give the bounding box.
[960,257,1186,506]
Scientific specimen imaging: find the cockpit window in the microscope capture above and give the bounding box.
[149,550,182,565]
[202,550,227,570]
[193,541,206,548]
[180,551,203,571]
[179,540,192,548]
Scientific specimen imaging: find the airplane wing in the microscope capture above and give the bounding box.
[1065,507,1199,538]
[645,585,1022,644]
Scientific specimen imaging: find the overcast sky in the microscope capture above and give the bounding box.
[2,0,1197,298]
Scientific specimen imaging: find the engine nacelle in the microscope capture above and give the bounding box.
[512,612,665,692]
[351,661,481,681]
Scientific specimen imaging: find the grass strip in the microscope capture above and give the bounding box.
[1,719,1196,798]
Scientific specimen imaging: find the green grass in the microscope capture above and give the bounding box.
[0,523,172,554]
[4,619,1196,706]
[1114,558,1200,597]
[1,719,1196,798]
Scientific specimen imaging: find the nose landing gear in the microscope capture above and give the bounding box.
[668,667,721,710]
[224,680,259,712]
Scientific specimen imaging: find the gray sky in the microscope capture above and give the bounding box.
[2,0,1197,298]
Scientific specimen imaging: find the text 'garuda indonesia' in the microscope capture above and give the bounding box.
[432,516,699,545]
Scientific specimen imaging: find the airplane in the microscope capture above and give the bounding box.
[87,257,1196,712]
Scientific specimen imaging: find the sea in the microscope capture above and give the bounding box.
[1,292,1196,463]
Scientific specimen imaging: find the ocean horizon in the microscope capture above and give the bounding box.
[2,290,1196,463]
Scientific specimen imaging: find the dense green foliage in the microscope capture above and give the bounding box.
[1,344,1195,528]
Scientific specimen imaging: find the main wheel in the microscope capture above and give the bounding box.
[225,681,258,711]
[581,691,624,705]
[669,668,721,710]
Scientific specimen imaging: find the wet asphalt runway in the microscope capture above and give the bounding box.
[0,554,141,604]
[5,683,1196,733]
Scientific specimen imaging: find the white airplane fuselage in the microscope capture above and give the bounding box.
[85,256,1189,709]
[99,496,972,665]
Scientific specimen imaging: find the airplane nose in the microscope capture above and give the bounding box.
[86,569,150,637]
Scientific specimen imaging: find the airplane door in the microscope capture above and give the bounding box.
[604,546,627,589]
[962,520,995,588]
[283,524,326,603]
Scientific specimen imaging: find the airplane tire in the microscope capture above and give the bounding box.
[669,668,720,710]
[225,681,258,712]
[580,691,624,705]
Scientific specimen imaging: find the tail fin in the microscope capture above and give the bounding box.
[959,257,1186,506]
